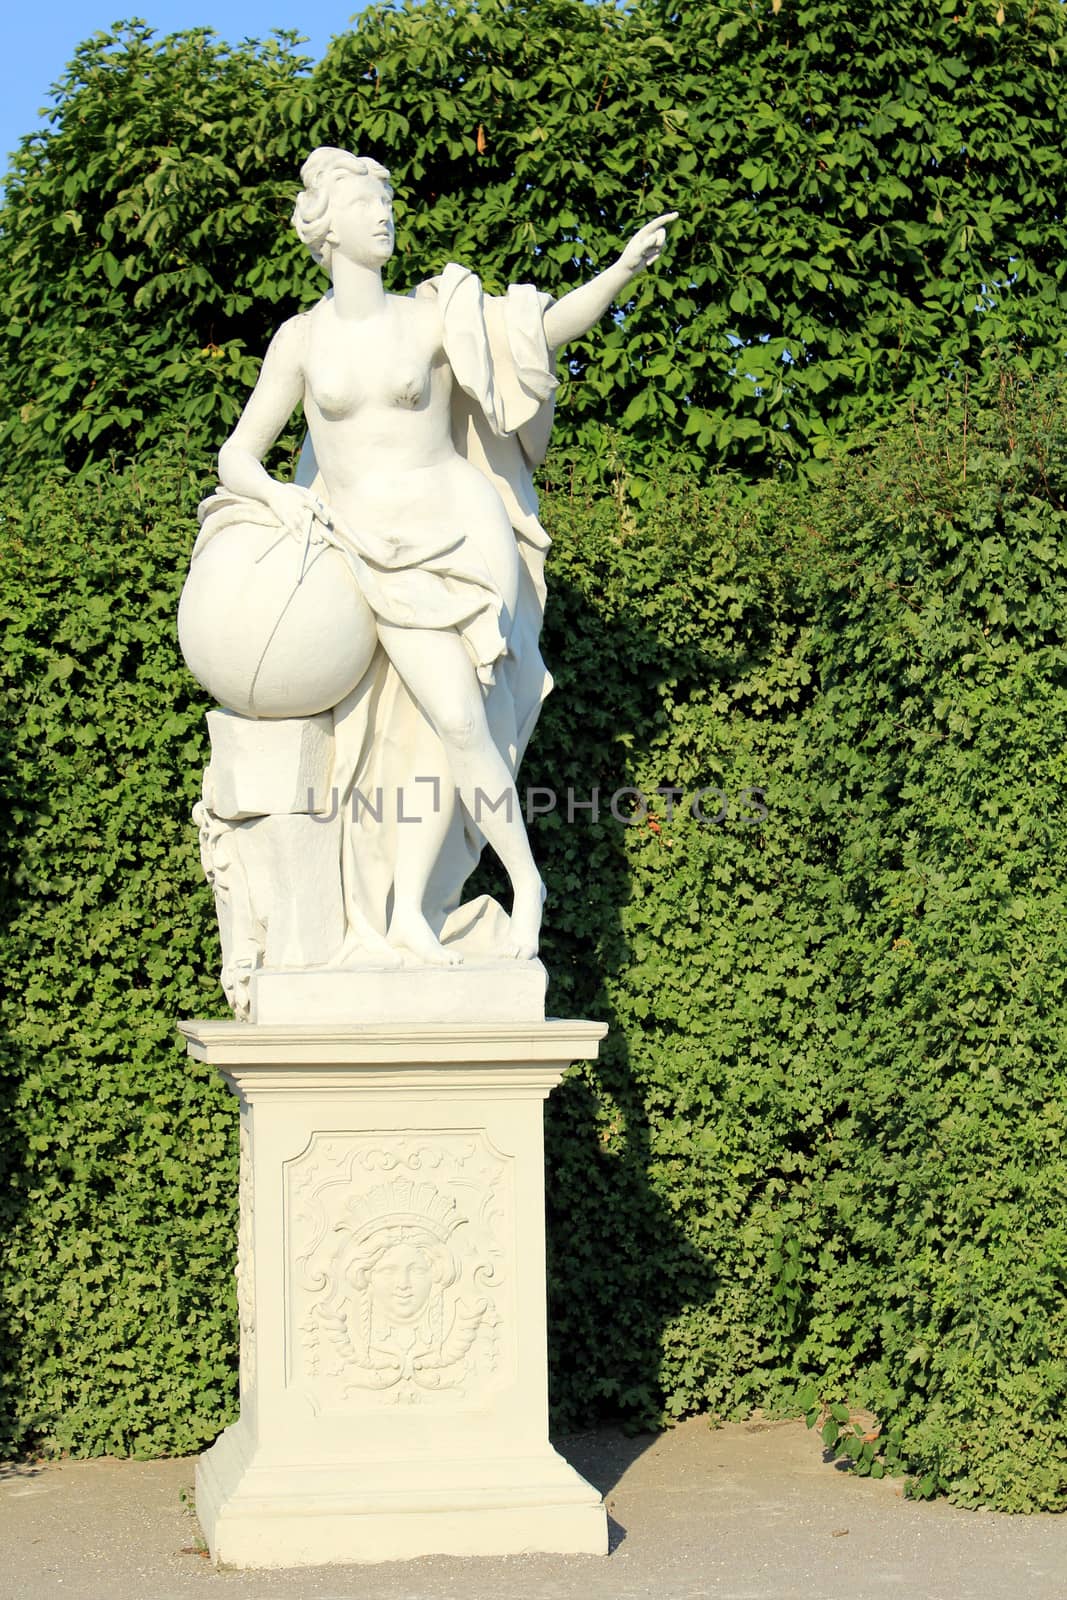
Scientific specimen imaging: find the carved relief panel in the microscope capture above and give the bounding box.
[284,1130,514,1411]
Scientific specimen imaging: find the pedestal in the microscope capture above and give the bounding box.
[178,1020,609,1568]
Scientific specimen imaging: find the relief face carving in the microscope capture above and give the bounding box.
[285,1132,513,1409]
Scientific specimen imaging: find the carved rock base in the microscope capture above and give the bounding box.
[178,1019,609,1568]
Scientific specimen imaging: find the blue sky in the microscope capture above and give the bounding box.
[1,3,370,174]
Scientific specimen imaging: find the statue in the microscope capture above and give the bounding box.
[179,147,676,1016]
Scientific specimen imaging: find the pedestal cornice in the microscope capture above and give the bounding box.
[179,1019,608,1096]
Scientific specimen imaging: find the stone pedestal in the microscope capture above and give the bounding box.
[178,1020,609,1568]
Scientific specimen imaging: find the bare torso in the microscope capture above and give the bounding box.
[297,293,519,608]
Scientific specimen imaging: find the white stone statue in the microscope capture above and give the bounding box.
[179,147,675,1016]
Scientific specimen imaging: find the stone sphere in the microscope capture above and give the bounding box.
[178,520,379,717]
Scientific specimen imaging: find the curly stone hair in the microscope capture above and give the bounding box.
[291,146,392,272]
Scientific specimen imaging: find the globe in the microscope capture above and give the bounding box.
[178,520,378,718]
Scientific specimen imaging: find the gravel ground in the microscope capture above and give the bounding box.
[1,1416,1064,1600]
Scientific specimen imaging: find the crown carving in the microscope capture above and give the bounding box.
[340,1180,465,1244]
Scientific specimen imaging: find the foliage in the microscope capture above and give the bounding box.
[0,454,235,1457]
[0,24,315,478]
[639,0,1067,466]
[784,374,1067,1510]
[2,379,1063,1511]
[1,0,1065,478]
[532,372,1067,1510]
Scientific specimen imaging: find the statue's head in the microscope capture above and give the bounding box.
[292,147,394,275]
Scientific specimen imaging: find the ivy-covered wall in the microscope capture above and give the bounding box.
[2,380,1063,1508]
[0,458,233,1457]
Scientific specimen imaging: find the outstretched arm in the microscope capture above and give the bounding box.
[541,212,678,351]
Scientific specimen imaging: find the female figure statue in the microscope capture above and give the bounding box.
[185,148,674,983]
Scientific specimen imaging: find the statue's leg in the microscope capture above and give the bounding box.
[389,710,462,966]
[378,623,544,961]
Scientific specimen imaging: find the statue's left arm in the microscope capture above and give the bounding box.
[541,212,678,350]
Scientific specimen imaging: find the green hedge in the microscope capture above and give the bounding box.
[1,380,1064,1506]
[535,378,1067,1509]
[0,457,235,1456]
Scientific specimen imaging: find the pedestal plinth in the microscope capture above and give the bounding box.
[179,1020,609,1568]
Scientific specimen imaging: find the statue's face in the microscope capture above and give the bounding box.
[370,1242,435,1324]
[328,170,395,269]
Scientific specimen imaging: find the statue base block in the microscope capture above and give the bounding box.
[249,959,548,1024]
[179,1019,609,1568]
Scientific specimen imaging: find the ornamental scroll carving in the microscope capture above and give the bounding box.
[284,1131,513,1409]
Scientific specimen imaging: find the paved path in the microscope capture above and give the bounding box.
[1,1418,1063,1600]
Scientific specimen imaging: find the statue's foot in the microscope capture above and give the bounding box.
[504,877,545,961]
[388,909,464,967]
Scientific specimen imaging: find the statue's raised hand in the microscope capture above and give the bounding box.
[618,212,679,278]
